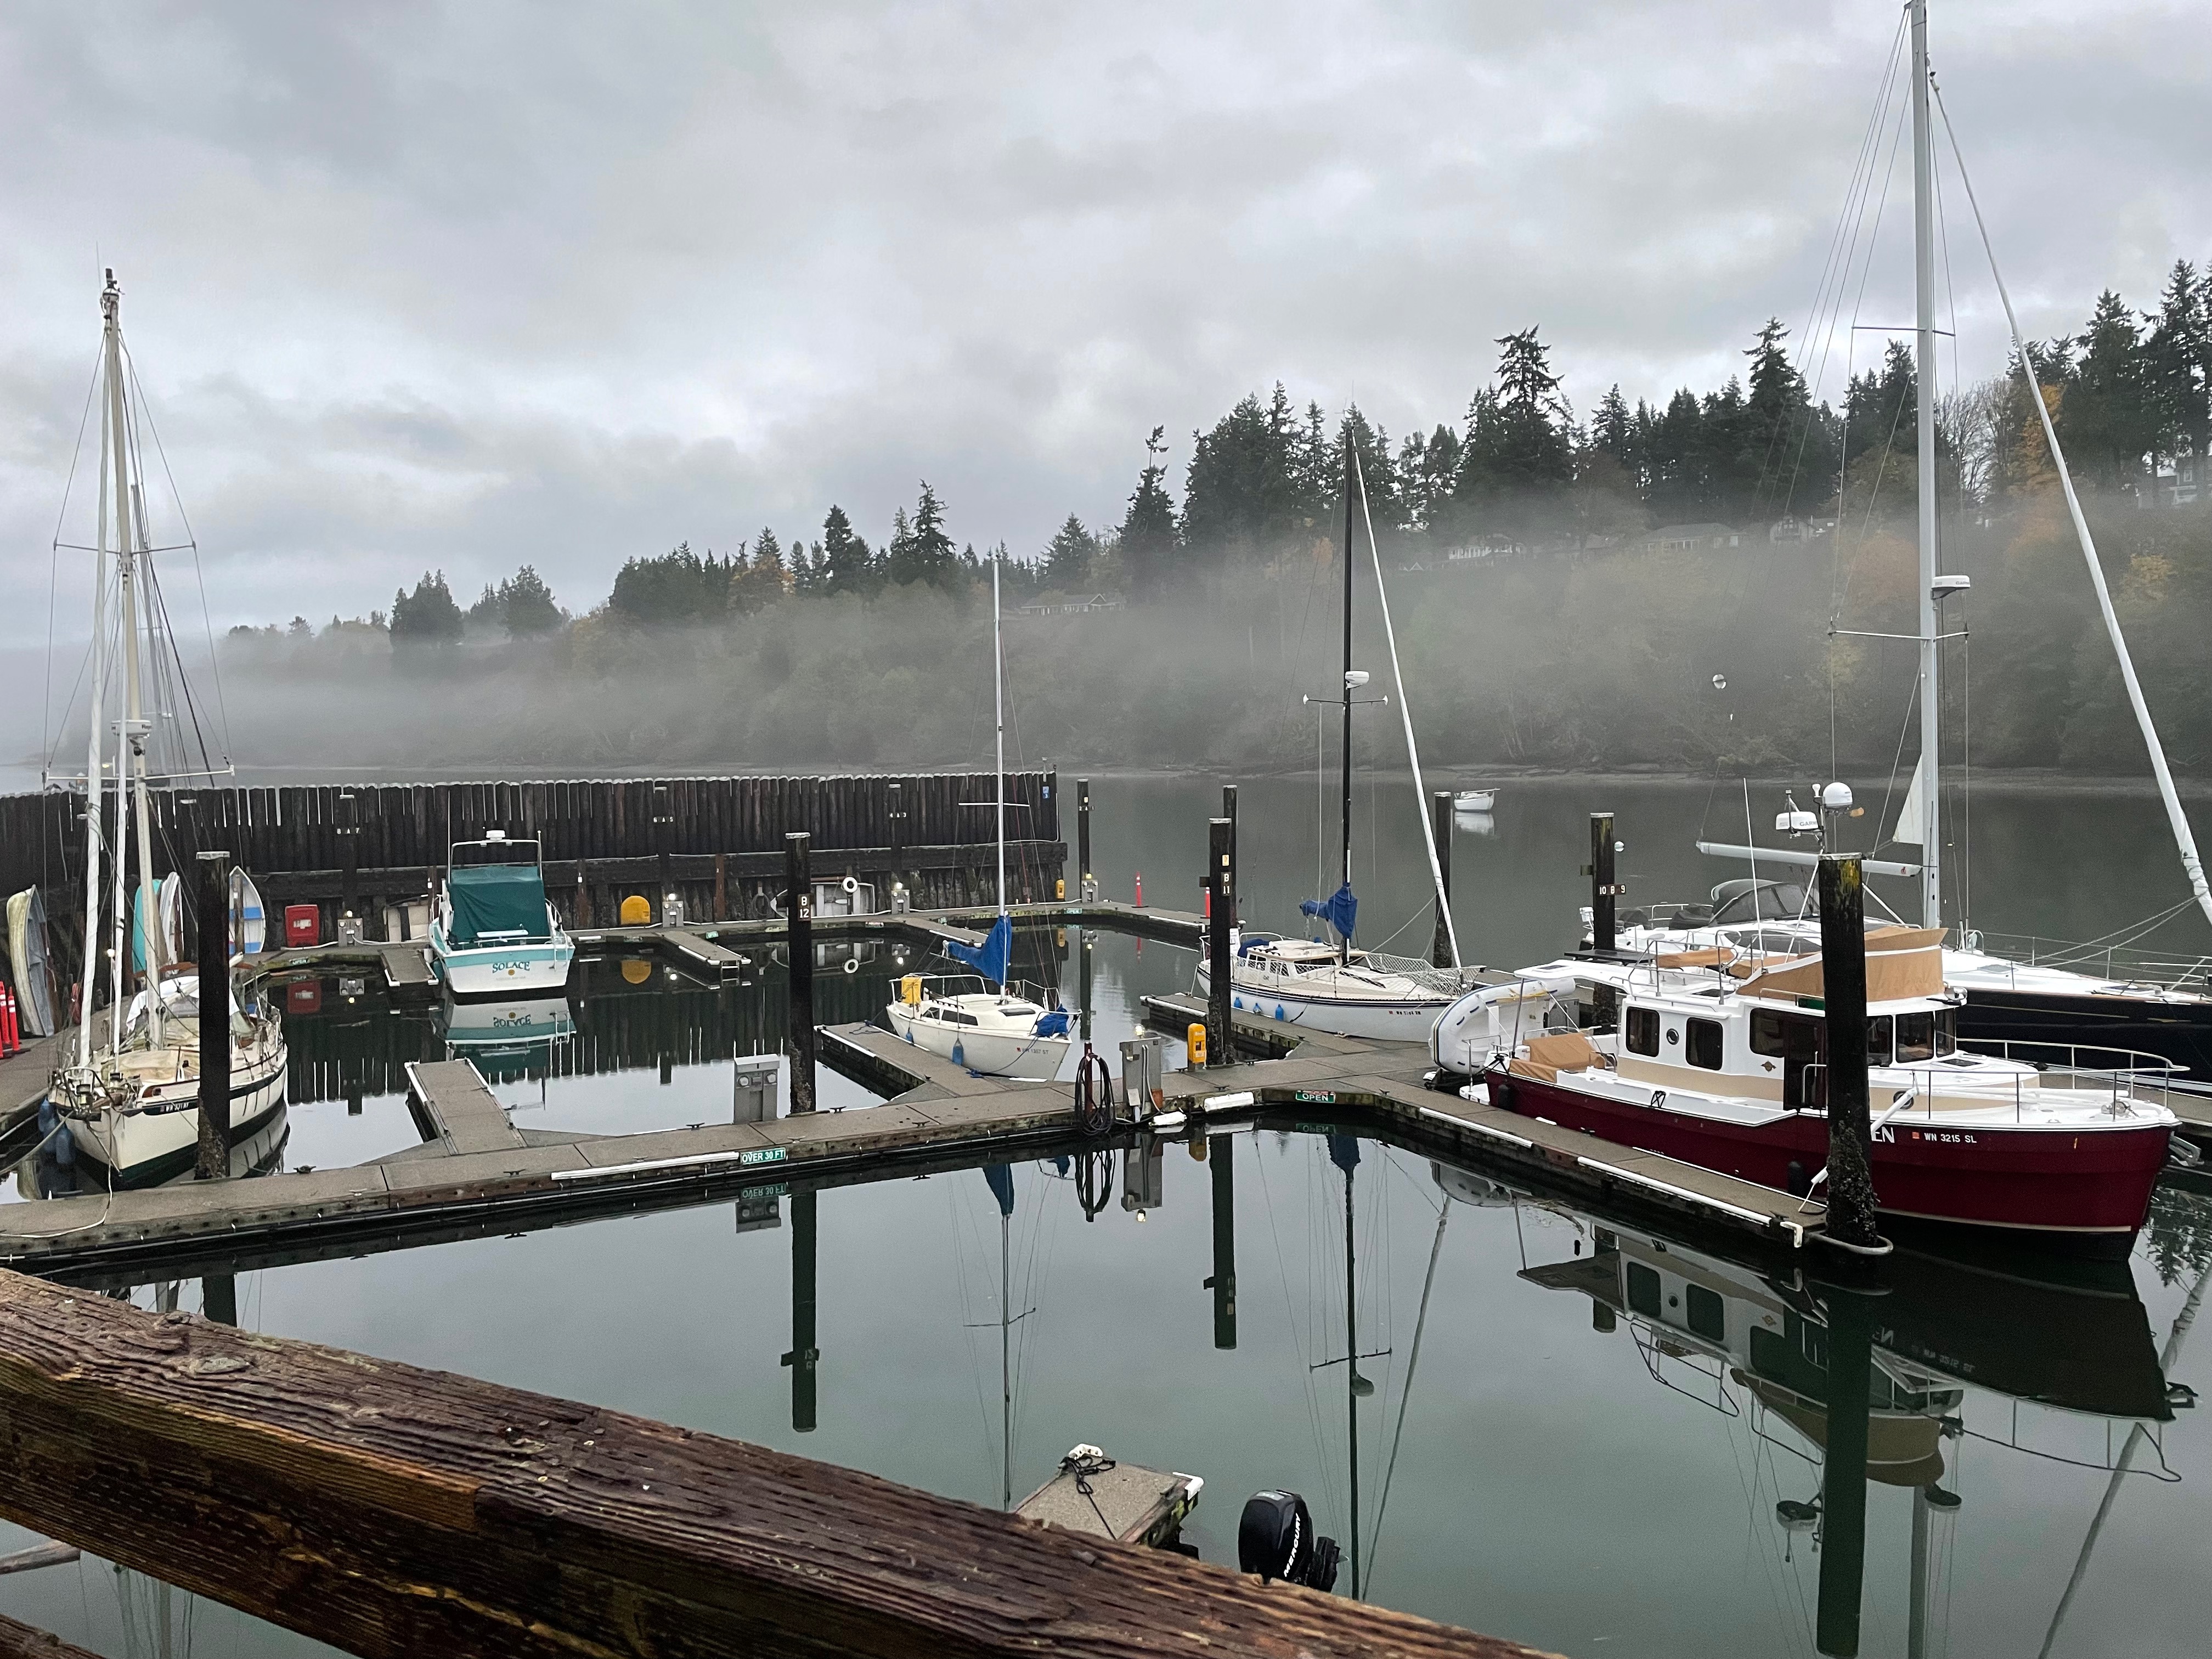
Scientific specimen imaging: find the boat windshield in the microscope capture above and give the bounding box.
[1870,1009,1957,1064]
[1709,881,1808,925]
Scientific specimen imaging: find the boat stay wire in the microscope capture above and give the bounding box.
[1935,84,2212,934]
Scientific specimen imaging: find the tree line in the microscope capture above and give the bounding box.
[229,263,2211,647]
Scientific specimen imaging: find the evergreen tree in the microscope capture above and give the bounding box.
[819,504,874,592]
[2063,289,2157,493]
[1181,385,1306,554]
[1454,328,1575,539]
[1042,514,1098,589]
[497,565,563,635]
[1739,319,1833,520]
[1118,426,1181,593]
[732,528,787,611]
[608,541,735,626]
[389,571,465,645]
[1339,406,1402,531]
[1592,385,1637,480]
[904,483,956,583]
[2143,261,2208,492]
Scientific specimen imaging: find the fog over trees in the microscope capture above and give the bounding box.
[217,270,2212,782]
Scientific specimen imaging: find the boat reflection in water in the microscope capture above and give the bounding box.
[1473,1155,2190,1657]
[15,1099,290,1199]
[439,992,577,1086]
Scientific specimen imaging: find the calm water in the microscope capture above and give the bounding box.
[3,776,2207,1658]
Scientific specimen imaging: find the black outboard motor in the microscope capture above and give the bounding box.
[1237,1490,1341,1592]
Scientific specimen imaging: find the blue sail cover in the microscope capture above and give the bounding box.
[983,1162,1015,1217]
[948,913,1012,985]
[1300,882,1359,942]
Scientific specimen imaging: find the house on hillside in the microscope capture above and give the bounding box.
[1767,516,1837,544]
[1017,591,1123,617]
[1644,523,1742,552]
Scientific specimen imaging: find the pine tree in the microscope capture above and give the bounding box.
[389,571,465,646]
[1339,406,1401,531]
[608,541,733,626]
[1739,319,1832,520]
[1042,514,1097,590]
[1181,387,1306,555]
[2143,261,2210,499]
[908,483,956,583]
[1593,385,1636,478]
[1118,426,1180,594]
[819,505,873,592]
[2064,289,2157,493]
[731,528,787,611]
[498,565,563,635]
[1454,328,1574,540]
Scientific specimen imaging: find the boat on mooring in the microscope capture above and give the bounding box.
[1443,935,2178,1245]
[884,552,1071,1080]
[430,831,574,997]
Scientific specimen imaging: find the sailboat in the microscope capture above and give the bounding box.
[1605,0,2212,1092]
[1198,447,1470,1040]
[44,273,287,1188]
[884,554,1071,1080]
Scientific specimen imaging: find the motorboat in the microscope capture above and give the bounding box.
[1453,935,2177,1243]
[883,552,1070,1080]
[53,973,287,1188]
[1197,933,1464,1042]
[430,830,574,997]
[1593,873,2212,1098]
[1454,788,1497,814]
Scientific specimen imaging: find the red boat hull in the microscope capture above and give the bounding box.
[1486,1073,2170,1236]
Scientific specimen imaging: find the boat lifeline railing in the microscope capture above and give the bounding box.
[1879,1040,2186,1124]
[1962,929,2212,994]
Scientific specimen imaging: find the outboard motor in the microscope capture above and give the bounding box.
[1237,1490,1340,1591]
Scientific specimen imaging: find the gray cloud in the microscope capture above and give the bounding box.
[2,0,2206,647]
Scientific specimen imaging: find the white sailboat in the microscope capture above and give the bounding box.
[1198,443,1471,1038]
[44,272,287,1188]
[884,554,1071,1080]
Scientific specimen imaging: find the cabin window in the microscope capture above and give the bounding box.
[1750,1008,1787,1056]
[1685,1017,1724,1070]
[1626,1261,1662,1318]
[1934,1009,1957,1056]
[1685,1283,1725,1342]
[1867,1015,1893,1066]
[1626,1007,1660,1056]
[1894,1011,1936,1063]
[946,1009,979,1026]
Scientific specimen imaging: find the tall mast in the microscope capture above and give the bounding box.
[103,275,136,1049]
[992,550,1006,917]
[1342,1159,1360,1599]
[1911,0,1942,926]
[1338,441,1356,964]
[78,278,117,1068]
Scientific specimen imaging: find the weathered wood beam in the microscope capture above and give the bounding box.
[0,1610,102,1659]
[0,1271,1553,1659]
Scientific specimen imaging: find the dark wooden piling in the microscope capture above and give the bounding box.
[1222,783,1238,921]
[1077,777,1092,900]
[1815,1285,1876,1656]
[1207,817,1234,1066]
[1588,813,1617,953]
[1208,1133,1237,1348]
[1816,855,1881,1249]
[1431,791,1454,969]
[786,832,816,1114]
[336,791,359,927]
[193,849,231,1182]
[0,1269,1551,1659]
[653,783,674,920]
[783,1191,820,1433]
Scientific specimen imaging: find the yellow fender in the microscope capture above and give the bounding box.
[619,893,651,926]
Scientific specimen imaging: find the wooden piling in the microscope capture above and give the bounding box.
[193,850,230,1182]
[783,1191,820,1433]
[1077,778,1092,900]
[1208,1133,1236,1349]
[1815,1285,1876,1655]
[1588,813,1617,953]
[1221,783,1238,921]
[1431,791,1454,969]
[1206,817,1233,1068]
[1817,855,1882,1249]
[786,832,815,1114]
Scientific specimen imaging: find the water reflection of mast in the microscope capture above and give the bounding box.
[1312,1136,1385,1598]
[980,1163,1028,1509]
[2035,1257,2208,1659]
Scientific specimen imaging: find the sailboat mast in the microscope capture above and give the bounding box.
[1338,441,1356,964]
[993,551,1006,918]
[1911,0,1942,926]
[102,275,138,1050]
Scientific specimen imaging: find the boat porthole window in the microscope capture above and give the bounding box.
[1686,1018,1724,1071]
[1664,1026,1679,1046]
[1626,1007,1659,1057]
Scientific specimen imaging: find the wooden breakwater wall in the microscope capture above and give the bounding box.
[0,772,1064,998]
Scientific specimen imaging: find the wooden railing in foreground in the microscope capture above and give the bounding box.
[0,1272,1556,1659]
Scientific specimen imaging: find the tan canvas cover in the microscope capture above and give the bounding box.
[1657,947,1732,969]
[1737,926,1948,1003]
[1509,1029,1601,1084]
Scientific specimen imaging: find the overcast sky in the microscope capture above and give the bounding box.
[1,0,2206,647]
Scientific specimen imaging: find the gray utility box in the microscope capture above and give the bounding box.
[1118,1034,1167,1122]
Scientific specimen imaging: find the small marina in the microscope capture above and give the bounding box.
[3,4,2210,1654]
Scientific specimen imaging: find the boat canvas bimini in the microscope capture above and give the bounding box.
[431,832,574,997]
